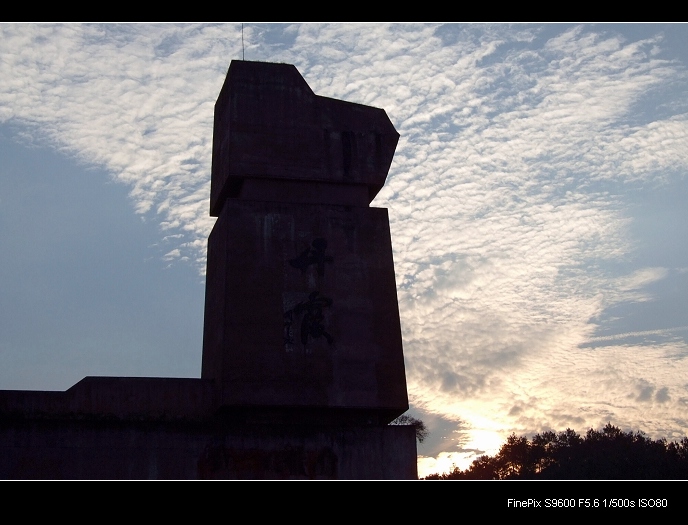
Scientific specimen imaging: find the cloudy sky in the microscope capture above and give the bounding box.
[2,23,687,477]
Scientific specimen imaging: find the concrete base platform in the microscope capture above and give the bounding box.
[0,377,417,479]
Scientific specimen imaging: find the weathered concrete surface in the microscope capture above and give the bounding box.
[202,200,408,419]
[0,377,215,420]
[197,424,416,480]
[210,61,399,216]
[0,414,417,479]
[0,377,417,479]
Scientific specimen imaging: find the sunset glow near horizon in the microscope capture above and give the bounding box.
[1,23,687,478]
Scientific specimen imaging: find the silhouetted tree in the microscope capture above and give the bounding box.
[390,414,429,443]
[423,423,688,479]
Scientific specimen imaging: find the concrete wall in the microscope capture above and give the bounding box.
[202,201,408,416]
[0,417,417,479]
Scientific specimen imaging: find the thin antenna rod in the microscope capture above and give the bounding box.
[242,23,245,61]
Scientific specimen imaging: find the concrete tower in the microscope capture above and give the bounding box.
[202,61,409,426]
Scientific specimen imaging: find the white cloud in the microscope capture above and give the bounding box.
[622,267,670,290]
[0,23,234,272]
[587,325,688,343]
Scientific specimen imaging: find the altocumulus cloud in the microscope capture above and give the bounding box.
[2,23,688,474]
[0,24,235,271]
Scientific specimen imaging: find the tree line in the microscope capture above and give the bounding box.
[424,423,688,479]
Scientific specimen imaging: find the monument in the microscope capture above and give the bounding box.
[202,61,408,424]
[0,61,416,479]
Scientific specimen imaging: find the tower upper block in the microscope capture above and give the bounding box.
[210,61,399,216]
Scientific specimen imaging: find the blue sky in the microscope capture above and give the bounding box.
[1,23,687,477]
